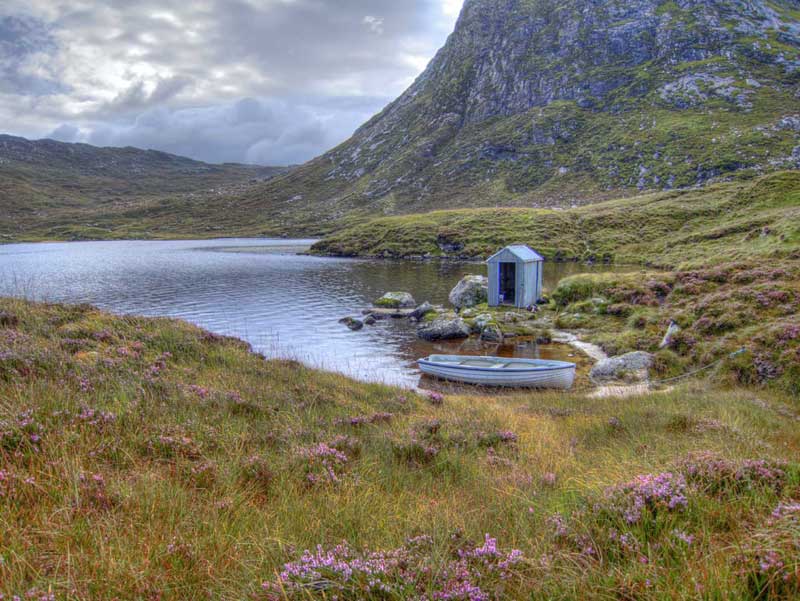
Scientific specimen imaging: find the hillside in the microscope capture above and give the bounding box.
[0,134,284,241]
[3,0,800,241]
[219,0,800,232]
[1,297,799,598]
[312,170,800,268]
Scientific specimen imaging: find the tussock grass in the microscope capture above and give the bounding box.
[312,171,800,268]
[0,298,798,598]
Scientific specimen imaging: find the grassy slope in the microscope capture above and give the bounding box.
[548,262,800,393]
[0,138,285,243]
[312,170,800,268]
[1,298,799,599]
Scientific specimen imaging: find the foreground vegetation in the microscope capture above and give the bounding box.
[1,298,798,599]
[312,171,800,268]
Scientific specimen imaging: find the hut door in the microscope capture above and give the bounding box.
[499,262,516,305]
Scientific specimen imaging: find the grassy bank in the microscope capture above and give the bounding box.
[547,261,800,395]
[1,298,799,599]
[312,171,800,268]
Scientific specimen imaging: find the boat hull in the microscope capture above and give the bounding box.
[418,355,576,389]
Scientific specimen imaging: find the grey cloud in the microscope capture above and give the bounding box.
[101,75,194,115]
[48,123,80,142]
[0,15,64,95]
[0,0,462,164]
[84,97,376,165]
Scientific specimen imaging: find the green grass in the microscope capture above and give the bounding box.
[546,262,800,393]
[312,171,800,268]
[0,298,798,599]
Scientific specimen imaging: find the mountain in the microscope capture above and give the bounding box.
[4,0,799,242]
[223,0,800,233]
[0,134,284,241]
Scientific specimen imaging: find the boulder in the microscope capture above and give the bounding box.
[659,320,681,349]
[375,292,416,309]
[409,302,435,321]
[449,276,488,310]
[364,315,377,326]
[480,323,504,343]
[590,351,654,383]
[417,318,471,341]
[470,313,493,334]
[339,317,364,331]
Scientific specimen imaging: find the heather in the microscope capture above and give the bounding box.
[1,297,799,599]
[549,261,800,394]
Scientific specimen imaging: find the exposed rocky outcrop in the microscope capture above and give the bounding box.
[288,0,800,235]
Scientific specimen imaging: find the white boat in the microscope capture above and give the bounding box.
[418,355,576,389]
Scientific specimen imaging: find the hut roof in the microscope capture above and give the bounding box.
[486,245,544,263]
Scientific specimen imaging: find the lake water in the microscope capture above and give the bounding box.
[0,239,627,387]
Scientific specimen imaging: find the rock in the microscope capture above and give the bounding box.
[461,308,477,319]
[776,116,800,132]
[471,313,493,334]
[659,320,681,349]
[590,351,654,383]
[480,323,504,343]
[417,318,471,341]
[364,315,377,326]
[449,275,488,310]
[339,317,364,331]
[410,302,435,320]
[375,292,416,309]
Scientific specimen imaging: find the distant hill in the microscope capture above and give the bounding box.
[218,0,800,233]
[0,134,285,241]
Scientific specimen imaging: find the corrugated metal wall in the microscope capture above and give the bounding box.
[488,262,500,306]
[487,248,543,308]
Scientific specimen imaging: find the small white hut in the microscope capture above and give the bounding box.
[487,245,544,308]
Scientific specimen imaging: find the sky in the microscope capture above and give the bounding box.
[0,0,464,165]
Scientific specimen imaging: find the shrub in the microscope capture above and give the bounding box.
[261,534,525,600]
[678,452,788,496]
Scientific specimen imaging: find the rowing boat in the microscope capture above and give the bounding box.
[418,355,576,389]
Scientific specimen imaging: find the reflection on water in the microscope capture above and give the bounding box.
[0,239,631,387]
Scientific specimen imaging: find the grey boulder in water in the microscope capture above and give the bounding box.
[339,317,364,331]
[375,292,416,309]
[449,275,488,310]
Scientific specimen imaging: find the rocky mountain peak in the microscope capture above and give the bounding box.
[241,0,799,229]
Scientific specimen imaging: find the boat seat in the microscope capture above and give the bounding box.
[458,359,510,369]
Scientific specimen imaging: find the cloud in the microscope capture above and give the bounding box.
[0,15,64,95]
[0,0,464,164]
[48,123,80,142]
[363,16,385,35]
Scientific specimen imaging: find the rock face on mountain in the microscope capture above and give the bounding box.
[235,0,800,231]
